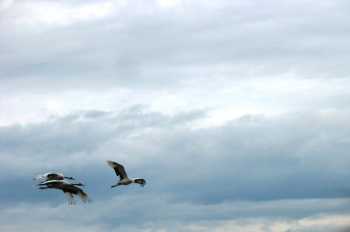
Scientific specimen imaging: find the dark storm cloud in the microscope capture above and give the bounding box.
[0,107,349,207]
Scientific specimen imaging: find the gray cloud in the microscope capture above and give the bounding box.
[0,108,349,207]
[1,1,350,231]
[1,0,350,92]
[0,197,349,232]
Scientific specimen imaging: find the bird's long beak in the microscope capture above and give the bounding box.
[65,176,75,180]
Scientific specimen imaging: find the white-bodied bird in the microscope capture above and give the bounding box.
[107,160,146,188]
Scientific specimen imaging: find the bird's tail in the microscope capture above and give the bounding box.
[134,178,146,187]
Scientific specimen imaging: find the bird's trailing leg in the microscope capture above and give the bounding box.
[65,192,75,205]
[111,183,121,188]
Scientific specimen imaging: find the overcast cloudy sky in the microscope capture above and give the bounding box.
[1,0,350,231]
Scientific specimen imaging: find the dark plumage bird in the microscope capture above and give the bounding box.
[107,160,146,188]
[38,180,90,204]
[34,172,75,182]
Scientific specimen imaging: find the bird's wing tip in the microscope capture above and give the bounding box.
[106,160,115,167]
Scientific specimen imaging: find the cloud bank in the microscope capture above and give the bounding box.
[1,0,349,231]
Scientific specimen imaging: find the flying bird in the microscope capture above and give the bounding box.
[34,172,75,183]
[38,180,90,204]
[107,160,146,188]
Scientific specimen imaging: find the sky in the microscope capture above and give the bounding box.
[0,0,350,231]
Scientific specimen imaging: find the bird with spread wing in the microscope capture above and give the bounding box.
[107,160,146,188]
[38,180,90,204]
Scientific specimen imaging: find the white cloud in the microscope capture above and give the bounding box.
[0,0,13,11]
[1,76,349,126]
[11,1,116,27]
[157,0,182,9]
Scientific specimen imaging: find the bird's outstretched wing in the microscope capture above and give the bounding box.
[107,160,128,180]
[34,172,65,183]
[38,180,67,188]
